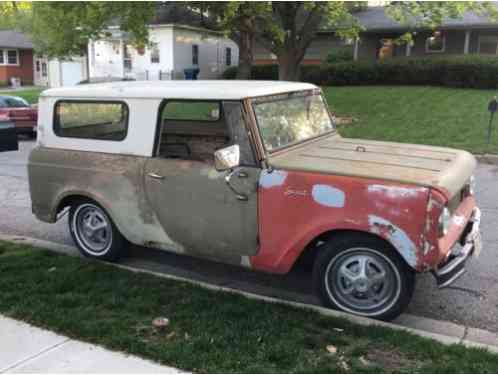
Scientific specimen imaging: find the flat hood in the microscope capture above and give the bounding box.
[267,134,476,198]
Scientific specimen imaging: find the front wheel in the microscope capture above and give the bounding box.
[313,234,415,321]
[69,200,127,261]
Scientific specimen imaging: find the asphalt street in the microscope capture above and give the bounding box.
[1,140,497,331]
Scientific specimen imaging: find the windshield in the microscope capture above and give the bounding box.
[0,96,30,108]
[253,92,334,152]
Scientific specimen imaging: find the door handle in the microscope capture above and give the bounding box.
[148,172,165,180]
[225,170,248,201]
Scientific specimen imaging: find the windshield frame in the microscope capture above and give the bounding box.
[250,89,336,155]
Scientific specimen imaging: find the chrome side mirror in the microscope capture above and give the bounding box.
[214,144,240,171]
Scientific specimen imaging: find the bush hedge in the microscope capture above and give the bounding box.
[222,55,498,89]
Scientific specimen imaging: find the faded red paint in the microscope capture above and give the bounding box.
[250,169,476,274]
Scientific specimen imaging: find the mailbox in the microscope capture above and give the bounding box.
[0,120,18,152]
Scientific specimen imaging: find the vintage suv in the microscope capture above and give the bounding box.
[28,81,481,320]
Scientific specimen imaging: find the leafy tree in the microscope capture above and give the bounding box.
[31,2,155,58]
[257,2,363,81]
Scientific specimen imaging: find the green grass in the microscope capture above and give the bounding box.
[324,86,498,154]
[1,240,498,373]
[0,88,44,104]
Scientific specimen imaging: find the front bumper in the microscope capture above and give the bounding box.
[433,207,482,288]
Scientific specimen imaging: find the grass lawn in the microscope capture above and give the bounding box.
[324,86,498,154]
[0,88,44,104]
[1,240,498,373]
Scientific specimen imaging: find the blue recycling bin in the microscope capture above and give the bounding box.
[184,68,200,80]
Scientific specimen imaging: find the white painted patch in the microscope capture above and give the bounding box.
[240,256,251,268]
[452,215,466,227]
[259,170,288,188]
[368,185,425,199]
[312,185,345,208]
[368,215,418,267]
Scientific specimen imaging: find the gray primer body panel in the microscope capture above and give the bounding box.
[28,147,183,253]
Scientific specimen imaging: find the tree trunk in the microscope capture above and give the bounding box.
[236,29,254,80]
[277,51,303,81]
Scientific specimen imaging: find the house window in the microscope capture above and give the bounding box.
[0,49,19,65]
[478,35,498,55]
[150,43,160,63]
[225,47,232,66]
[7,50,19,65]
[36,60,40,72]
[54,101,129,141]
[425,32,445,53]
[192,44,199,65]
[41,62,47,77]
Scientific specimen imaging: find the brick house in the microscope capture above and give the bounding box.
[0,31,34,86]
[254,6,498,64]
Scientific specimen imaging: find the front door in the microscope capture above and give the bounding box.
[34,58,49,87]
[144,100,260,262]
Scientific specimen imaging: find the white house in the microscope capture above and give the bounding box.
[34,56,88,87]
[88,24,238,81]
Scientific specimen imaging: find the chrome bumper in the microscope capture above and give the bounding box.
[433,207,482,289]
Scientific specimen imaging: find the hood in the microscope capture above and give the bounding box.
[267,134,476,199]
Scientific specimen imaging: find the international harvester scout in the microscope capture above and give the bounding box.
[27,81,482,320]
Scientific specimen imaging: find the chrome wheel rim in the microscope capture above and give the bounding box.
[73,204,112,255]
[325,247,401,316]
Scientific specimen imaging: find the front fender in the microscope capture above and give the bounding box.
[251,170,430,274]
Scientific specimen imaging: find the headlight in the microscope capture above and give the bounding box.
[438,207,451,237]
[468,175,476,195]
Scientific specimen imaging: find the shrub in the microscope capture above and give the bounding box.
[325,47,354,64]
[223,55,498,89]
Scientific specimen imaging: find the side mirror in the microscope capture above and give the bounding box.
[214,144,240,171]
[0,120,18,152]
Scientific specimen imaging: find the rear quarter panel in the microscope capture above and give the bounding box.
[252,169,431,273]
[28,147,182,252]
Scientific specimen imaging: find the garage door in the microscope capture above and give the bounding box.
[61,62,84,86]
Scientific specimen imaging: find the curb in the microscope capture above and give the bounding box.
[476,154,498,165]
[2,233,498,354]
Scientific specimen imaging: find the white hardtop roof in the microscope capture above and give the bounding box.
[41,80,318,101]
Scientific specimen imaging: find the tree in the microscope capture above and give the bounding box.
[188,2,272,80]
[255,1,498,81]
[257,2,363,81]
[30,2,156,58]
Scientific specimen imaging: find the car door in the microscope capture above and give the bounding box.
[144,100,260,260]
[0,120,18,152]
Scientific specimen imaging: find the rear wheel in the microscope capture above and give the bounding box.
[69,200,127,261]
[313,234,415,321]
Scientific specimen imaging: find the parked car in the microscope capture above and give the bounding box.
[0,95,38,137]
[27,81,482,320]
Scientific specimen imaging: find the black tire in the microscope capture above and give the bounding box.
[69,199,128,261]
[313,233,415,321]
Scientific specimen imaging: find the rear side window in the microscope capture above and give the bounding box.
[54,101,128,141]
[162,101,220,121]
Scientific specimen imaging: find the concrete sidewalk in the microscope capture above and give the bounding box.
[0,315,181,373]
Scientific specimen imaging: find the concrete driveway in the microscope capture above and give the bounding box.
[1,141,498,332]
